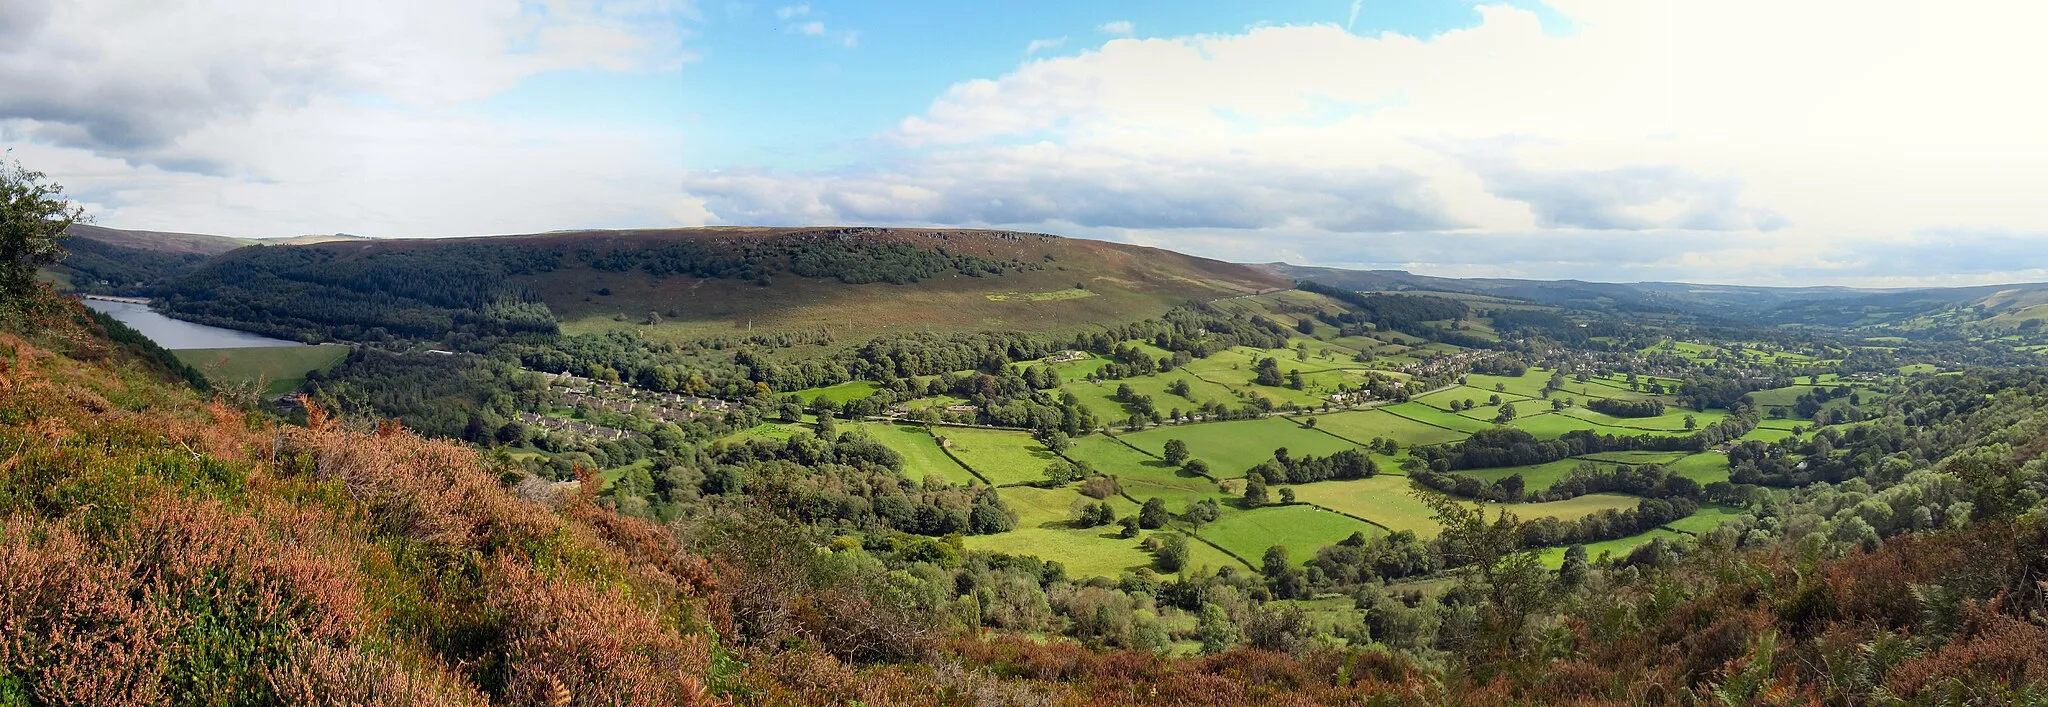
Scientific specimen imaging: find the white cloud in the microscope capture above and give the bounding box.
[0,0,694,165]
[1025,37,1067,55]
[0,0,707,236]
[680,1,2048,285]
[1346,0,1363,30]
[776,4,809,19]
[1097,20,1134,36]
[796,21,826,35]
[14,0,2048,286]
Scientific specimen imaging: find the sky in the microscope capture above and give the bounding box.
[4,0,2047,287]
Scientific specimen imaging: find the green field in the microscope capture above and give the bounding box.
[1456,459,1612,492]
[1666,452,1732,484]
[1379,402,1499,434]
[791,380,881,405]
[1557,406,1729,432]
[1506,412,1677,441]
[1414,385,1533,411]
[999,485,1138,528]
[963,526,1243,580]
[1199,505,1383,565]
[1740,426,1802,443]
[1308,409,1470,448]
[1509,493,1645,522]
[853,422,981,487]
[1288,475,1444,537]
[1119,417,1359,477]
[1577,450,1690,464]
[173,344,350,396]
[1063,434,1224,507]
[1536,529,1689,568]
[1060,371,1239,421]
[935,427,1062,486]
[1663,504,1748,534]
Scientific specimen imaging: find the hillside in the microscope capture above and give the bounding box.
[1262,262,1904,315]
[148,227,1287,343]
[43,224,255,292]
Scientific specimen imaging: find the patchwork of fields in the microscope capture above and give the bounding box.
[780,315,1899,580]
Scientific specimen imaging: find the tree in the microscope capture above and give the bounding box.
[1557,545,1589,589]
[1279,487,1296,504]
[1243,476,1269,508]
[1195,603,1240,653]
[0,159,83,308]
[1139,497,1170,529]
[1683,414,1698,430]
[1163,439,1190,465]
[1182,459,1210,477]
[1039,429,1071,453]
[1493,403,1518,423]
[1421,491,1552,657]
[1155,533,1191,572]
[1118,515,1140,538]
[1072,500,1116,527]
[1043,460,1085,486]
[1302,416,1317,429]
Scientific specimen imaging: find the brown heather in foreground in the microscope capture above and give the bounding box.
[0,295,1447,706]
[13,292,2048,705]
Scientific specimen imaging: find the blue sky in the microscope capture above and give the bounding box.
[4,0,2046,287]
[471,1,1550,170]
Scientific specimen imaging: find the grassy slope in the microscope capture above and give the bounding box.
[504,227,1287,341]
[1200,505,1383,566]
[173,344,349,396]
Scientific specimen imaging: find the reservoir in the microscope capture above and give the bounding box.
[83,299,304,350]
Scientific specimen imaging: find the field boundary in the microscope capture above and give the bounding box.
[923,425,997,486]
[1376,405,1475,436]
[1289,498,1396,533]
[1098,431,1224,483]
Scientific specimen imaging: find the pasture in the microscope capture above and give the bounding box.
[853,422,981,487]
[1577,450,1690,464]
[963,526,1243,580]
[1063,435,1224,507]
[1663,504,1748,534]
[173,344,350,396]
[1379,402,1498,434]
[1287,475,1444,537]
[1509,494,1647,523]
[1199,505,1383,566]
[1455,459,1612,492]
[999,485,1138,528]
[1507,412,1669,440]
[1666,453,1732,484]
[1536,529,1689,568]
[1118,417,1358,476]
[1307,409,1470,448]
[936,427,1063,486]
[790,380,880,405]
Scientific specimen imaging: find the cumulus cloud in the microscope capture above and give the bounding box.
[0,0,694,166]
[682,149,1463,233]
[15,0,2048,286]
[678,0,2048,285]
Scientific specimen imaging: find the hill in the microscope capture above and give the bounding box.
[1262,262,1904,315]
[147,227,1287,344]
[43,224,255,292]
